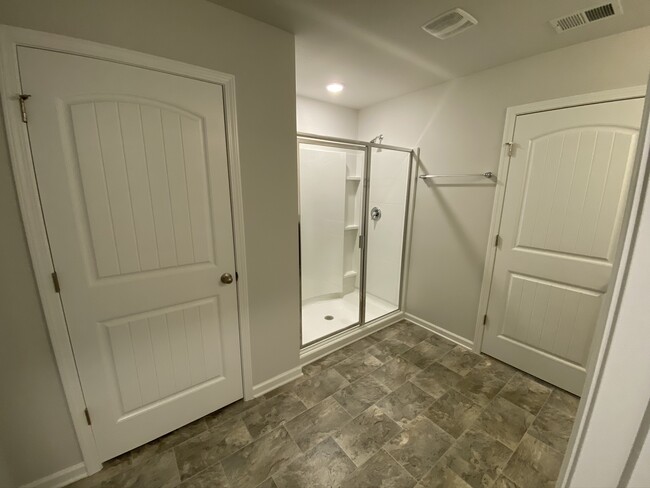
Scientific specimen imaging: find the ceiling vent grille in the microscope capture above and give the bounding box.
[422,8,478,40]
[550,1,622,33]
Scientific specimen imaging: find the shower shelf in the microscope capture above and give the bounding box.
[346,176,361,181]
[343,270,358,279]
[344,224,359,231]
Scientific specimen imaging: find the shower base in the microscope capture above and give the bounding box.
[301,290,396,345]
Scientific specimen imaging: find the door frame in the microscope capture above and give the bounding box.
[472,85,646,354]
[0,25,254,475]
[472,84,648,485]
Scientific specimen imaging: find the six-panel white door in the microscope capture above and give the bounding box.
[18,47,243,460]
[483,98,643,394]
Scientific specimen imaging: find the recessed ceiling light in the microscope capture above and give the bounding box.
[326,83,344,93]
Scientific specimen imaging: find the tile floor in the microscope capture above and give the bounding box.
[301,291,396,345]
[69,320,580,488]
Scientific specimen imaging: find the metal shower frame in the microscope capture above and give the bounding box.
[297,132,417,347]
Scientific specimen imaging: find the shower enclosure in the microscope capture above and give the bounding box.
[298,133,415,346]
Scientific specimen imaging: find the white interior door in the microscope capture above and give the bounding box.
[483,97,643,395]
[18,47,243,460]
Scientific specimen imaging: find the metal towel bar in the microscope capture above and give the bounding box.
[419,171,494,180]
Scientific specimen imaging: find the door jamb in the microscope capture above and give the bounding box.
[472,85,647,354]
[0,25,254,475]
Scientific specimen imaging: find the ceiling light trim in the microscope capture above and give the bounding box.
[326,82,344,93]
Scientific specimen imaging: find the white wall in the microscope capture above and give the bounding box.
[0,104,83,484]
[0,446,15,488]
[358,26,650,343]
[0,1,299,486]
[297,96,358,139]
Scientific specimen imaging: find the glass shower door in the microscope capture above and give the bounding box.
[298,142,366,346]
[363,147,412,322]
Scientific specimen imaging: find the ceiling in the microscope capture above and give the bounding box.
[209,0,650,108]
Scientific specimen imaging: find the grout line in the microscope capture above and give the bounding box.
[492,378,566,484]
[382,447,421,484]
[282,422,302,452]
[412,364,521,485]
[330,434,358,468]
[176,457,222,487]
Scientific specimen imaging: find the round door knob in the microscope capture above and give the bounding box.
[220,273,234,284]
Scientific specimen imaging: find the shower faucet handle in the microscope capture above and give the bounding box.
[370,207,382,221]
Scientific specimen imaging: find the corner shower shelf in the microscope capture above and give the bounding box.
[346,176,361,181]
[343,270,358,279]
[344,224,359,231]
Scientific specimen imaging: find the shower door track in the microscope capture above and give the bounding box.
[298,132,414,153]
[297,132,417,349]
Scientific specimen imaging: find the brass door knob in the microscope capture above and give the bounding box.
[220,273,234,284]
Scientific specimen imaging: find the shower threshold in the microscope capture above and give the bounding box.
[301,291,396,345]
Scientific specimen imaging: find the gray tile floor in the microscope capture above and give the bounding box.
[69,320,580,488]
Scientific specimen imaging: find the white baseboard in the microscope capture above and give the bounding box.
[300,311,404,366]
[405,313,474,350]
[251,366,303,398]
[20,463,86,488]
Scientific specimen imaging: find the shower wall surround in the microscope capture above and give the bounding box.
[299,146,363,301]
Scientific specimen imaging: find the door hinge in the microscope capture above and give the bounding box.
[505,142,513,157]
[51,271,61,293]
[359,235,364,249]
[18,94,31,123]
[494,234,500,247]
[84,408,92,426]
[483,314,488,326]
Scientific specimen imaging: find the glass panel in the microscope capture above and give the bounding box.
[299,142,366,346]
[364,148,411,322]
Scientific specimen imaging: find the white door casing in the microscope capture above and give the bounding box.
[482,98,643,394]
[18,46,243,460]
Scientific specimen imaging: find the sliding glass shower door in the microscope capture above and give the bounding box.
[299,141,366,345]
[298,136,413,347]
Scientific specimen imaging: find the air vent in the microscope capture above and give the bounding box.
[422,8,478,40]
[550,1,622,33]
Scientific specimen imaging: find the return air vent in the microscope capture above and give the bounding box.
[422,8,478,40]
[550,1,622,33]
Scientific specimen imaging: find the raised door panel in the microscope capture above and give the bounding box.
[516,128,637,263]
[70,99,214,280]
[106,298,224,414]
[501,274,601,367]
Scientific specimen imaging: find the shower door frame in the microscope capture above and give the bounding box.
[297,132,416,348]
